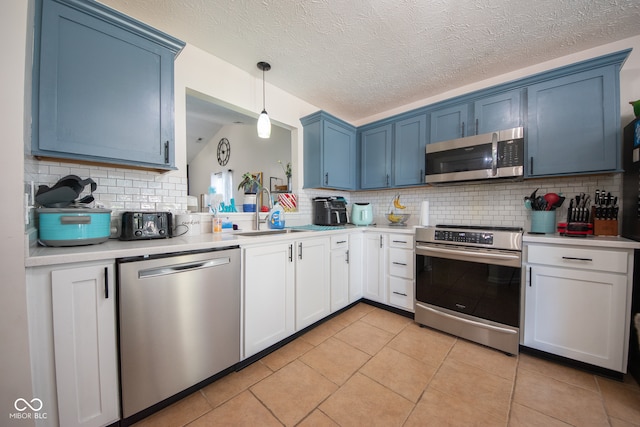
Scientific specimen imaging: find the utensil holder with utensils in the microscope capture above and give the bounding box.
[531,211,556,234]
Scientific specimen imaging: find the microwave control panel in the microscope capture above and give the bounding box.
[497,139,523,168]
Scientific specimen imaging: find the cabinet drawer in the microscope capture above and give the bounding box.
[388,234,413,249]
[389,248,414,278]
[331,235,349,250]
[389,276,414,311]
[527,245,628,274]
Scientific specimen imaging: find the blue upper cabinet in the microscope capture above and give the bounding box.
[301,111,357,190]
[394,114,427,186]
[430,89,522,144]
[527,65,620,177]
[473,90,522,134]
[360,124,393,189]
[33,0,184,170]
[429,104,469,143]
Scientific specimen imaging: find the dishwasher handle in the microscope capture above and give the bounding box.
[138,257,231,279]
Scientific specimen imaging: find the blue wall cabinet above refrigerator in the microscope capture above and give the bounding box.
[360,124,393,189]
[429,89,522,144]
[526,65,621,177]
[33,0,185,170]
[301,111,357,190]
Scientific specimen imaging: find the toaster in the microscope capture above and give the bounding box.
[120,211,173,240]
[313,197,349,226]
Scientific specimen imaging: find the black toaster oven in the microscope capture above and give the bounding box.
[120,211,172,240]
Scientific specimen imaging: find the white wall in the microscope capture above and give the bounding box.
[2,1,35,426]
[188,122,291,209]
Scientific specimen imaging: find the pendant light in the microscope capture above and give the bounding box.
[257,61,271,139]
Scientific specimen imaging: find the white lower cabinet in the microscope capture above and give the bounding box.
[330,235,350,312]
[296,236,331,329]
[363,232,387,303]
[51,263,119,427]
[387,234,415,311]
[243,235,330,357]
[243,242,295,359]
[26,261,119,427]
[523,243,633,372]
[348,232,364,302]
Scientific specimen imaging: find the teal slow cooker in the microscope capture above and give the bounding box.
[37,208,112,246]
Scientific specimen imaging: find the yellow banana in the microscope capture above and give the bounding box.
[388,213,401,222]
[393,194,406,210]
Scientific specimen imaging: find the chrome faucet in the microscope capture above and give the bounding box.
[255,187,273,230]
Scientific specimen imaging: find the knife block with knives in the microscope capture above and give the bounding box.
[592,189,619,236]
[561,190,618,236]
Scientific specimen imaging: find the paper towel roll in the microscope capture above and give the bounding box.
[419,200,430,226]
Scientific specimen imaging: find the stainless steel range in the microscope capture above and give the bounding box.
[414,225,523,355]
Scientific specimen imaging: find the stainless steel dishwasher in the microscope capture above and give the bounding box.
[117,247,240,420]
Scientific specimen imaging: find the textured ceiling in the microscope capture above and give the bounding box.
[100,0,640,123]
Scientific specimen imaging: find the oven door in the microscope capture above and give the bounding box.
[415,242,521,354]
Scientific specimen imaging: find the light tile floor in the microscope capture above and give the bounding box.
[134,303,640,427]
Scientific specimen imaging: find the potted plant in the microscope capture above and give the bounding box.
[278,160,292,192]
[237,172,261,212]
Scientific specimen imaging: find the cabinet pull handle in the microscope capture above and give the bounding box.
[393,291,408,297]
[337,240,347,244]
[562,256,593,262]
[392,240,407,244]
[104,266,109,299]
[530,157,533,175]
[346,249,349,264]
[461,121,465,137]
[528,267,531,287]
[325,173,328,185]
[386,174,389,186]
[392,262,407,266]
[289,244,293,262]
[379,235,383,248]
[298,242,303,260]
[475,118,479,135]
[420,169,423,180]
[164,141,170,164]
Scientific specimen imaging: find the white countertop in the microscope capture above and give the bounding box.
[26,224,416,267]
[523,232,640,250]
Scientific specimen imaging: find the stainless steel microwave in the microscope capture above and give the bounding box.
[425,127,524,184]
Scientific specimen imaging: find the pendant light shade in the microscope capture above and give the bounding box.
[257,61,271,139]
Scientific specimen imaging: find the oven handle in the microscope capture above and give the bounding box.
[420,305,517,335]
[415,244,521,266]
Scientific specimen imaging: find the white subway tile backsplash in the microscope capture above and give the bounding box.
[25,157,622,232]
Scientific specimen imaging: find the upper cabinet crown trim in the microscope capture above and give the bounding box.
[50,0,185,55]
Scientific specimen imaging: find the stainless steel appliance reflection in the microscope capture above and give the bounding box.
[415,225,523,355]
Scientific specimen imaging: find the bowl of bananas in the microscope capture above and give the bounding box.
[387,194,411,225]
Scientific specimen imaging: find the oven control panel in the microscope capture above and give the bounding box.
[434,230,494,245]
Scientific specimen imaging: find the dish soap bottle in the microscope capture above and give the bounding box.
[267,202,285,229]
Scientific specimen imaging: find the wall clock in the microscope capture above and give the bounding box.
[217,138,230,166]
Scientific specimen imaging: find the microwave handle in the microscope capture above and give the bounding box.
[491,132,498,177]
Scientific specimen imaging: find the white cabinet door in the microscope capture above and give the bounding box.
[363,232,387,303]
[51,263,119,427]
[524,265,628,371]
[296,236,331,330]
[243,242,295,359]
[330,235,350,312]
[348,232,364,302]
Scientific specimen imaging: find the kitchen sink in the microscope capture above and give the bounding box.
[234,229,308,237]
